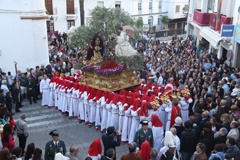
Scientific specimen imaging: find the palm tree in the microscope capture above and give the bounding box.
[79,0,84,25]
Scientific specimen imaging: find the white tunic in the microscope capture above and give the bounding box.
[70,88,79,117]
[40,78,50,106]
[159,104,167,130]
[48,82,55,107]
[118,102,125,135]
[128,108,140,143]
[180,97,193,126]
[121,105,132,142]
[100,97,108,131]
[111,103,119,131]
[77,91,85,120]
[165,102,172,131]
[106,101,112,129]
[84,92,90,123]
[152,125,164,153]
[88,154,101,160]
[54,84,59,107]
[89,98,96,123]
[95,97,103,127]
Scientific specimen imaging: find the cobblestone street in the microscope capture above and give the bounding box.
[13,99,128,160]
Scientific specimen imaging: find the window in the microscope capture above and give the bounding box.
[208,0,214,11]
[97,1,104,7]
[184,4,189,12]
[149,0,153,13]
[159,0,162,13]
[158,16,162,29]
[175,5,180,13]
[138,0,142,14]
[148,16,153,30]
[66,0,74,14]
[115,1,121,8]
[47,21,54,32]
[45,0,53,15]
[67,20,75,30]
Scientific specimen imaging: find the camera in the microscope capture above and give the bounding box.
[113,130,117,135]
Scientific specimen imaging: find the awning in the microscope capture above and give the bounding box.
[199,27,223,49]
[66,15,77,20]
[193,27,202,41]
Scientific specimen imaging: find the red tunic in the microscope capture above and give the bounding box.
[170,105,181,128]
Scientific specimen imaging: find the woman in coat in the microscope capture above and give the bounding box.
[190,143,207,160]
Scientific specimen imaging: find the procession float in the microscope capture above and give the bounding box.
[79,26,143,92]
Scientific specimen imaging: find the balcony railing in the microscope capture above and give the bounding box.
[193,9,211,26]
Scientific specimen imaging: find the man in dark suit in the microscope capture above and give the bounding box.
[102,127,120,160]
[31,71,39,100]
[26,74,36,104]
[214,127,228,146]
[199,111,209,131]
[194,107,202,126]
[0,89,5,104]
[120,142,142,160]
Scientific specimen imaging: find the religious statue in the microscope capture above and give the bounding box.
[115,26,138,57]
[86,32,104,65]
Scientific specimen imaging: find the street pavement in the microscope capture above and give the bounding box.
[12,99,129,160]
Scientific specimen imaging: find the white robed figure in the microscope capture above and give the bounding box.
[179,96,193,126]
[100,91,109,133]
[151,114,164,153]
[115,26,138,57]
[40,75,50,106]
[121,97,133,143]
[48,79,55,108]
[128,99,141,144]
[95,90,103,130]
[78,85,86,122]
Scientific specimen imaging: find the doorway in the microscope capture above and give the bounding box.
[222,47,227,62]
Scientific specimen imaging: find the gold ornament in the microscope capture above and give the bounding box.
[150,96,160,109]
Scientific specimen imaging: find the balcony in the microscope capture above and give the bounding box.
[193,9,211,26]
[210,13,233,32]
[66,7,78,20]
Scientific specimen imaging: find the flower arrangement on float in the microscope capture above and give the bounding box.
[83,60,127,77]
[82,64,95,73]
[95,60,126,77]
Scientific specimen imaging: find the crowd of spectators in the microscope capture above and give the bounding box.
[1,31,240,160]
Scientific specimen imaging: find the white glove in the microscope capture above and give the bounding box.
[117,102,121,105]
[123,103,128,107]
[130,105,134,109]
[137,108,141,112]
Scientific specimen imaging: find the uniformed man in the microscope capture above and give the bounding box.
[44,130,66,160]
[134,120,153,150]
[161,145,179,160]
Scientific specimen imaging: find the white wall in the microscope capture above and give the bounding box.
[0,0,49,74]
[52,0,80,33]
[84,0,132,23]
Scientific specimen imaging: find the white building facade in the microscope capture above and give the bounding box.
[45,0,81,34]
[186,0,240,68]
[0,0,49,74]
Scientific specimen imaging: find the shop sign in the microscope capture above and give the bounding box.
[221,25,234,37]
[234,26,240,44]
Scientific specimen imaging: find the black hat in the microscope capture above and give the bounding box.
[49,130,59,136]
[140,120,149,125]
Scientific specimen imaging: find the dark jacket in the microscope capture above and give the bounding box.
[12,86,20,102]
[0,94,5,104]
[44,140,66,160]
[213,135,227,147]
[134,128,153,149]
[199,118,209,131]
[174,125,184,138]
[195,114,202,126]
[223,123,230,131]
[102,134,120,160]
[26,77,35,94]
[180,129,197,153]
[5,95,12,108]
[19,77,27,87]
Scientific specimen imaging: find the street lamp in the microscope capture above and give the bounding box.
[50,16,54,23]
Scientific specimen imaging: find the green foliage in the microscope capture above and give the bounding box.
[69,6,143,48]
[162,15,170,24]
[115,55,144,70]
[136,18,143,28]
[69,25,95,49]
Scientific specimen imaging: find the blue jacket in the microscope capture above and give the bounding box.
[209,152,225,160]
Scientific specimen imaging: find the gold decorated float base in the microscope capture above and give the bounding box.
[79,70,141,92]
